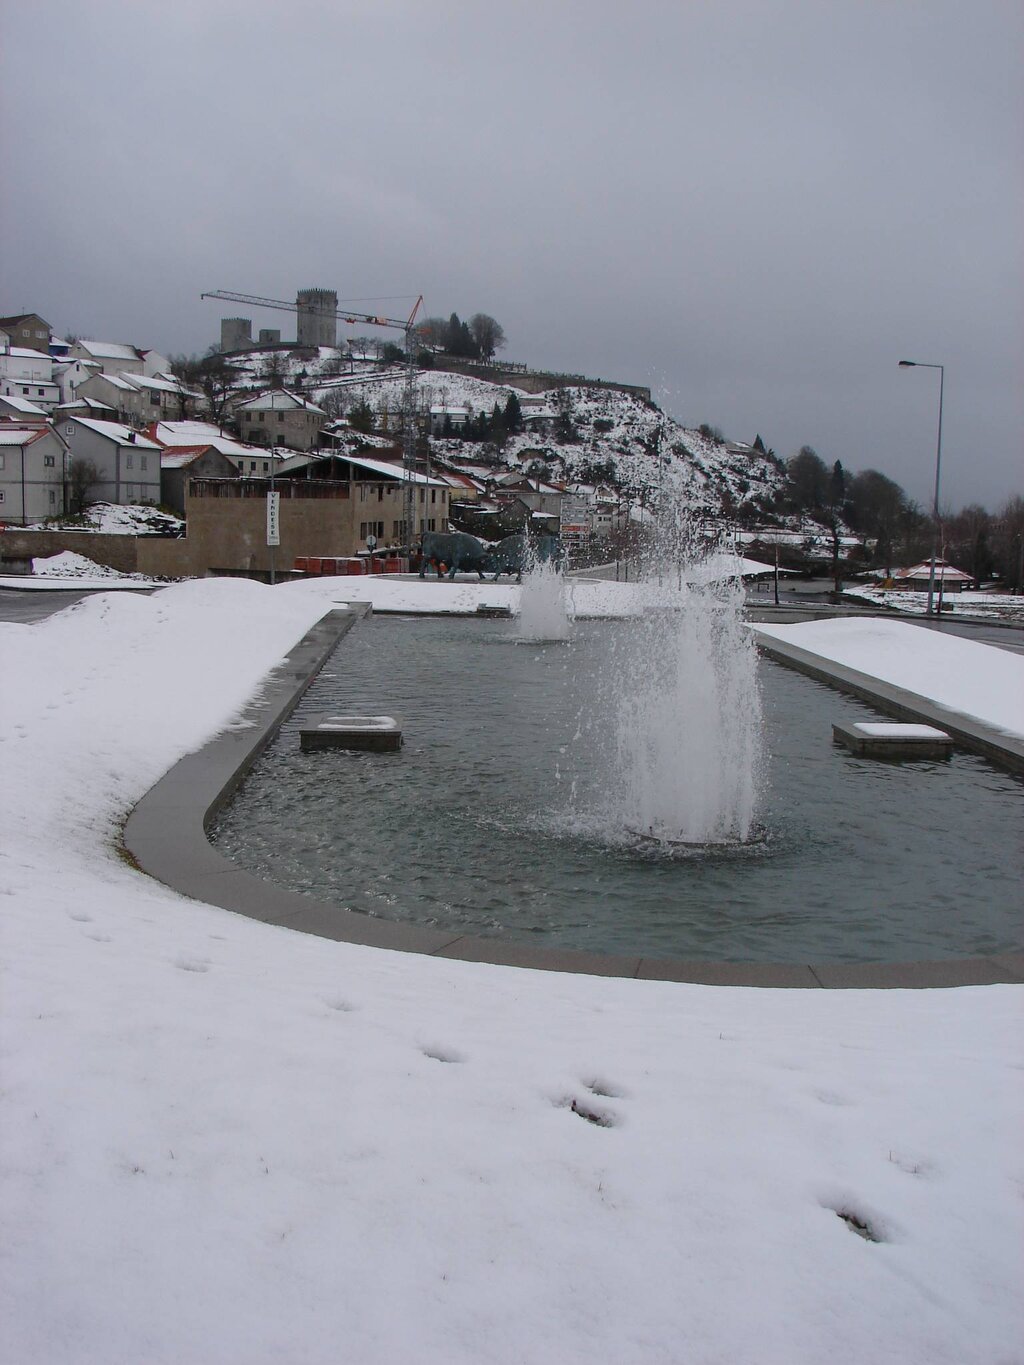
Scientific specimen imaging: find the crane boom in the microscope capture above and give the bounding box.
[200,289,423,332]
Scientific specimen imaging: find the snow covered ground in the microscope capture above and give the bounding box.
[2,577,1021,1363]
[844,584,1024,626]
[24,502,184,537]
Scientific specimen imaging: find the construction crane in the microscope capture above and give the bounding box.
[201,289,424,567]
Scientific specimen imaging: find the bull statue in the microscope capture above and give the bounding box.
[485,533,527,582]
[418,530,490,580]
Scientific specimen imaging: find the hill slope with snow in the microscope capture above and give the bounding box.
[226,347,787,518]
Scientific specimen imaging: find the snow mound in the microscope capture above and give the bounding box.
[32,551,131,579]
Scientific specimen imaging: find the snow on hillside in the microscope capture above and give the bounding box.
[224,346,786,517]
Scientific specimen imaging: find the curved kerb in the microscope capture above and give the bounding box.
[123,607,1024,990]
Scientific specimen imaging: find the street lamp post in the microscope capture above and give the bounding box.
[898,360,945,616]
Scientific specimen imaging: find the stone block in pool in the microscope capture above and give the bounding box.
[300,715,403,753]
[832,721,953,760]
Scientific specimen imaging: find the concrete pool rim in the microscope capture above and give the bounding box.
[122,605,1024,989]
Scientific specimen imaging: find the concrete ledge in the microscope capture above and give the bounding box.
[122,608,1024,989]
[755,633,1024,775]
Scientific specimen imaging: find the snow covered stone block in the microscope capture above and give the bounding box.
[832,721,953,760]
[300,715,402,753]
[476,603,513,618]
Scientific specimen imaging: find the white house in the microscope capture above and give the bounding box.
[0,421,69,524]
[60,416,161,506]
[68,339,145,377]
[0,347,60,410]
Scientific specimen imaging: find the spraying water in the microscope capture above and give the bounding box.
[611,576,762,845]
[570,516,763,848]
[516,549,573,643]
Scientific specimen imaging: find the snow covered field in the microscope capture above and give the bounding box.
[2,577,1021,1364]
[844,584,1024,626]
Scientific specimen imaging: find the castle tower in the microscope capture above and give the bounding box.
[220,317,252,352]
[296,288,338,347]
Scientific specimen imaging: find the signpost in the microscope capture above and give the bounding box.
[267,488,280,584]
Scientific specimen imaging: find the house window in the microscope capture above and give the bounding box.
[21,386,29,394]
[428,518,436,531]
[258,412,265,423]
[377,486,384,502]
[431,488,436,504]
[140,456,147,470]
[277,411,284,422]
[49,490,56,504]
[126,454,134,468]
[262,462,269,473]
[44,454,55,467]
[37,388,44,396]
[151,393,160,405]
[0,490,5,502]
[249,461,256,472]
[0,454,5,470]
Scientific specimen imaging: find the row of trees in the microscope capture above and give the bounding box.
[781,444,1023,589]
[412,312,506,362]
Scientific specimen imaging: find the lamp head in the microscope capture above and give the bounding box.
[898,360,916,367]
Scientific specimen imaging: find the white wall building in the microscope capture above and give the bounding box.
[59,417,161,506]
[0,347,60,410]
[0,422,69,524]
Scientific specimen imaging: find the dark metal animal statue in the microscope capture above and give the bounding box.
[485,533,527,582]
[418,530,490,580]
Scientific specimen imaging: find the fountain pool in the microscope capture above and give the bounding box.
[210,613,1023,964]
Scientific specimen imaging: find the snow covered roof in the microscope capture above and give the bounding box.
[280,451,447,487]
[0,394,48,415]
[124,373,185,395]
[95,373,138,392]
[159,446,240,470]
[147,421,264,458]
[76,339,141,362]
[895,562,973,583]
[0,425,50,446]
[440,471,484,493]
[64,417,160,448]
[56,398,115,413]
[236,388,326,415]
[0,346,51,360]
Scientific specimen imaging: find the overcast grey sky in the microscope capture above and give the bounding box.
[3,0,1021,508]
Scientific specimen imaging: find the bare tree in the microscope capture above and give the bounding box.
[468,313,507,362]
[68,458,100,516]
[411,317,449,350]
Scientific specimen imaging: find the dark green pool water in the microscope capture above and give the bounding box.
[211,616,1023,963]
